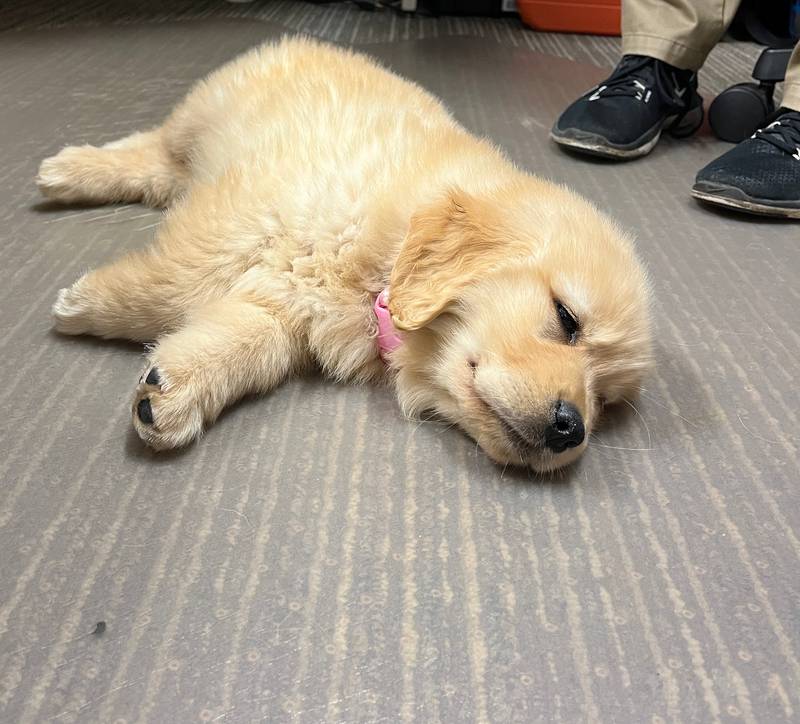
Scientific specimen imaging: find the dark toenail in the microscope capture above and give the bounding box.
[137,398,154,425]
[145,368,160,386]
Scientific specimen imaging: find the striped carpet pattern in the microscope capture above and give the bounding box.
[0,4,797,722]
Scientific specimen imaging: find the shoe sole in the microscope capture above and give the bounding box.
[549,128,661,159]
[692,183,800,220]
[550,103,704,161]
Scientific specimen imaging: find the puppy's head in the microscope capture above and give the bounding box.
[388,180,652,472]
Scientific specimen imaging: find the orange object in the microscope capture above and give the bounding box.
[517,0,621,36]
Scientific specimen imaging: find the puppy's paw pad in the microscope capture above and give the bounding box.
[131,369,203,451]
[139,366,162,387]
[136,397,154,425]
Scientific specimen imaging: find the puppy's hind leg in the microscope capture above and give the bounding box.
[52,246,194,341]
[52,173,265,341]
[37,128,187,208]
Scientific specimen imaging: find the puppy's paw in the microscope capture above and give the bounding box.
[132,365,204,451]
[52,278,92,335]
[37,145,98,203]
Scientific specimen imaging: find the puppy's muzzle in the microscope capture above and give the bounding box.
[501,399,585,454]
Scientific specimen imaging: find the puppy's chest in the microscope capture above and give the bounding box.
[247,229,390,379]
[286,223,366,282]
[244,216,387,314]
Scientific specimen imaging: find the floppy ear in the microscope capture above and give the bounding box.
[388,188,520,331]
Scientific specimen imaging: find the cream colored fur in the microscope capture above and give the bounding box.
[38,37,652,471]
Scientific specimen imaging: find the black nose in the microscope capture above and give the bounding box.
[544,400,585,453]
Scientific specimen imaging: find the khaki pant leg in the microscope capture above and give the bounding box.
[781,44,800,112]
[621,0,742,71]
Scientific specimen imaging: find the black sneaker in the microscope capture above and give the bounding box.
[551,55,704,159]
[692,109,800,219]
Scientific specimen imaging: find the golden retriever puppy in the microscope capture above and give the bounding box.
[37,37,651,472]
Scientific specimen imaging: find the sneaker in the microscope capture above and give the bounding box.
[692,109,800,219]
[551,55,704,159]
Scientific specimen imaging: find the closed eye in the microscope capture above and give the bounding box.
[555,300,579,344]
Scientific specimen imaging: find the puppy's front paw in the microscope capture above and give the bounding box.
[52,278,91,335]
[132,365,204,451]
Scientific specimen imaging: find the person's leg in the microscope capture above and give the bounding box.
[693,44,800,219]
[622,0,741,71]
[782,44,800,112]
[551,0,741,160]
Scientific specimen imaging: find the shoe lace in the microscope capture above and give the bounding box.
[754,111,800,159]
[589,55,688,107]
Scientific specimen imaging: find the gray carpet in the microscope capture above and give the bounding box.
[1,4,799,723]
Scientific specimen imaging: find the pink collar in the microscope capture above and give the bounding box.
[374,288,403,361]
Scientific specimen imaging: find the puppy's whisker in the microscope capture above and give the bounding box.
[592,443,654,452]
[589,433,653,452]
[736,413,791,445]
[410,414,438,434]
[622,397,653,450]
[409,413,457,439]
[638,389,698,429]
